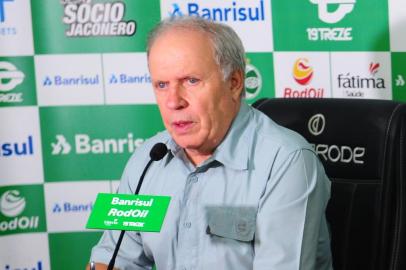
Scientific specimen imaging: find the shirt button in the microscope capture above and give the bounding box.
[189,175,198,183]
[184,221,191,228]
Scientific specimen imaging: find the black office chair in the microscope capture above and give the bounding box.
[252,98,406,270]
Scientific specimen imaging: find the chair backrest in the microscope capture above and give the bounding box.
[253,98,406,270]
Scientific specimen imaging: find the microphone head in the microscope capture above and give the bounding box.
[149,143,168,161]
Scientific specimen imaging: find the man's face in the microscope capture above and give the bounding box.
[148,28,243,163]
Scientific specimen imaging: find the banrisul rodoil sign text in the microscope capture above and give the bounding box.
[32,0,160,53]
[87,194,171,232]
[40,105,164,181]
[0,185,47,236]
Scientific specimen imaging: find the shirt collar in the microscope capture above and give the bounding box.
[165,102,252,170]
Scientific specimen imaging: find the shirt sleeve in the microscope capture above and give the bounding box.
[90,154,154,270]
[253,149,332,270]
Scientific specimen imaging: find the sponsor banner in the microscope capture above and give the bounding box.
[31,0,160,54]
[0,56,37,107]
[44,181,111,232]
[244,53,275,103]
[87,194,171,232]
[103,53,155,104]
[161,0,273,52]
[0,185,47,236]
[0,233,50,270]
[272,0,389,51]
[273,52,331,98]
[331,52,392,99]
[0,107,43,184]
[35,54,104,106]
[48,231,102,270]
[0,0,34,56]
[392,53,406,101]
[40,105,164,181]
[389,0,406,51]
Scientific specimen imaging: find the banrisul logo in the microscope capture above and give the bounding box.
[41,105,164,181]
[0,186,46,236]
[0,57,37,106]
[108,73,151,85]
[285,58,324,98]
[337,62,386,98]
[61,0,136,37]
[0,135,34,157]
[244,59,262,100]
[392,53,406,102]
[52,201,93,213]
[50,133,144,155]
[169,0,265,22]
[42,74,100,87]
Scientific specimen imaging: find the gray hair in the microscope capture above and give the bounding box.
[147,16,246,82]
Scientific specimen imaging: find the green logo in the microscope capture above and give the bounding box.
[40,105,164,181]
[32,0,161,53]
[392,53,406,102]
[272,0,389,51]
[244,53,275,104]
[86,194,171,232]
[245,63,262,100]
[0,57,37,107]
[0,185,46,236]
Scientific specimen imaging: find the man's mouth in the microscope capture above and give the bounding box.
[172,121,194,133]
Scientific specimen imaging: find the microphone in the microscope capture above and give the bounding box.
[107,143,168,270]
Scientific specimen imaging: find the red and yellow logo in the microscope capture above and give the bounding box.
[293,58,313,85]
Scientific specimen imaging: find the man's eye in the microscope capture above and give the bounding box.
[157,81,167,89]
[187,78,199,85]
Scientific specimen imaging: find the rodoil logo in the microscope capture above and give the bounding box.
[284,58,324,98]
[62,0,136,37]
[0,189,39,233]
[51,133,145,155]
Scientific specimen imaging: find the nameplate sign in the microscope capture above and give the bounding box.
[86,193,171,232]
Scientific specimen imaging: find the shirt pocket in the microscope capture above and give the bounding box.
[206,206,256,242]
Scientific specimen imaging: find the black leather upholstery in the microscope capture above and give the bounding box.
[252,98,406,270]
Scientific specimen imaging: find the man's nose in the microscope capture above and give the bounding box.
[166,85,187,110]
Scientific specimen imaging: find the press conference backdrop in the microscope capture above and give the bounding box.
[1,0,406,269]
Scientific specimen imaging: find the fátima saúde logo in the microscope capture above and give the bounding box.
[337,62,386,98]
[0,189,40,235]
[245,60,262,100]
[61,0,136,37]
[0,61,24,103]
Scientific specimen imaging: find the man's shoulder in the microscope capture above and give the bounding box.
[250,107,314,156]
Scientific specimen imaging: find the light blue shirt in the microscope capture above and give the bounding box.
[91,102,332,270]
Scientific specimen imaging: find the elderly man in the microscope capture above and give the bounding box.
[89,16,332,270]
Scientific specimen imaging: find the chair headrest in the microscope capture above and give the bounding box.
[253,98,406,180]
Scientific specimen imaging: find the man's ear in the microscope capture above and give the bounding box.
[228,69,244,101]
